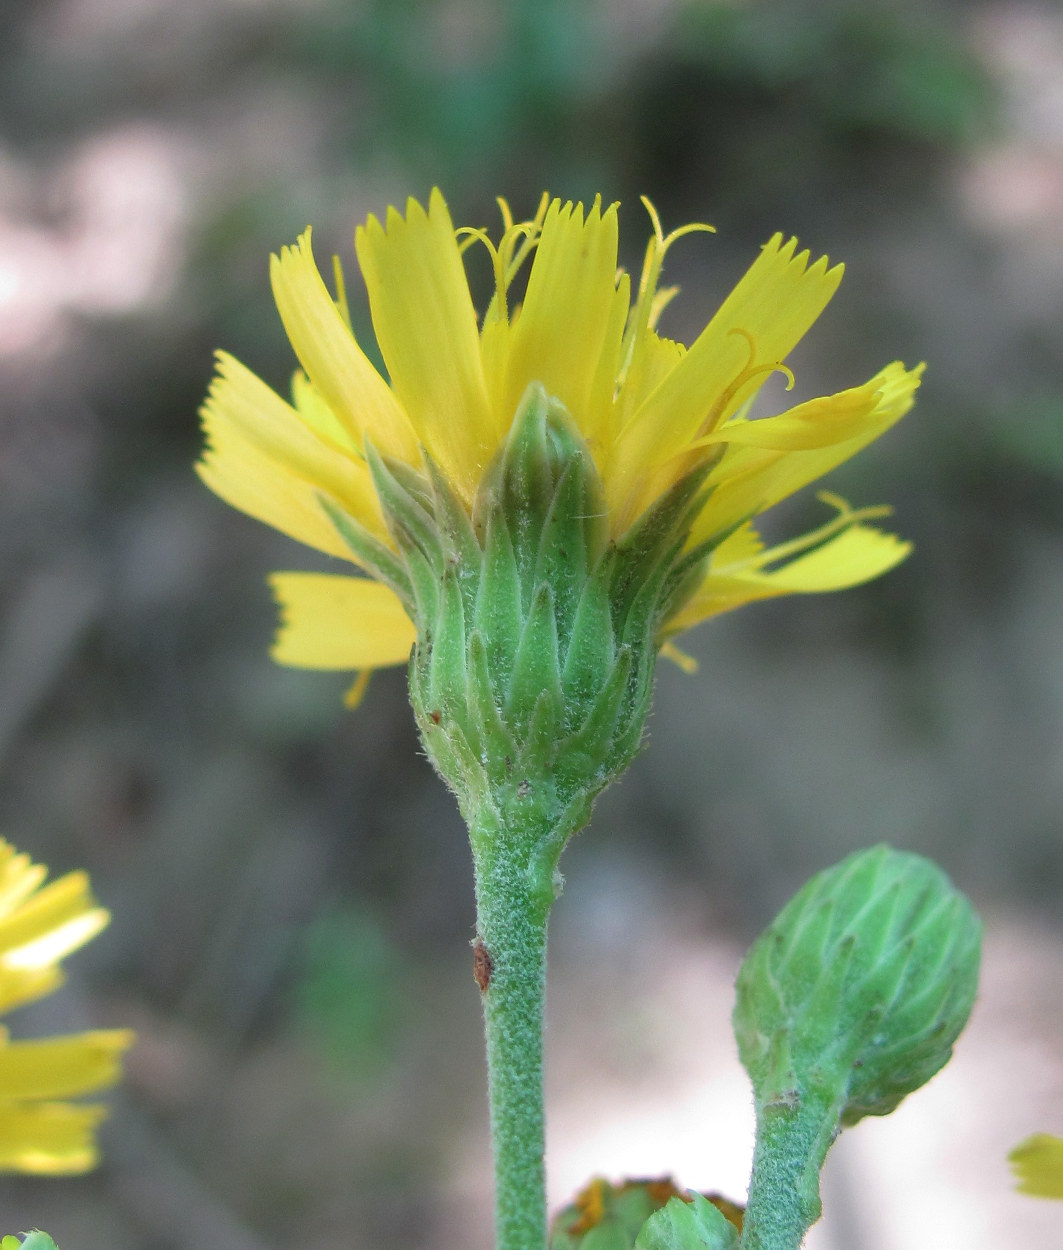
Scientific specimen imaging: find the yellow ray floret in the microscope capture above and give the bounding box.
[270,231,418,462]
[269,573,416,669]
[497,197,624,444]
[197,189,921,681]
[1010,1133,1063,1199]
[355,191,497,497]
[198,352,386,558]
[0,1102,109,1175]
[688,361,922,550]
[0,871,109,968]
[608,233,845,526]
[0,1032,131,1102]
[0,839,133,1174]
[670,514,910,627]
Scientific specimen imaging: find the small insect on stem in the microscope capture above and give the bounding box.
[472,938,494,993]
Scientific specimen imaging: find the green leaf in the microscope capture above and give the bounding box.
[294,904,407,1084]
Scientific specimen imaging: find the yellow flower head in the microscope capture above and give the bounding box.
[1010,1133,1063,1199]
[0,840,133,1174]
[198,190,920,685]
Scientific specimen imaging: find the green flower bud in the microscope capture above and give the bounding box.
[338,382,712,870]
[2,1235,59,1250]
[733,845,982,1250]
[734,843,981,1124]
[550,1179,742,1250]
[635,1195,739,1250]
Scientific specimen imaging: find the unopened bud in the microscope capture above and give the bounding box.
[734,843,981,1124]
[2,1235,59,1250]
[734,845,982,1250]
[635,1194,739,1250]
[550,1179,742,1250]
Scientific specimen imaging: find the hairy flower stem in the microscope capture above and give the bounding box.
[739,1089,841,1250]
[470,804,559,1250]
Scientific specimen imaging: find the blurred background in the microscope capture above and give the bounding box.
[0,0,1061,1246]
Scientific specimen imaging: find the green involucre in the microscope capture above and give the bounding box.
[329,382,715,861]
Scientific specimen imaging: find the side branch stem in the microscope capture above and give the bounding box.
[740,1089,841,1250]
